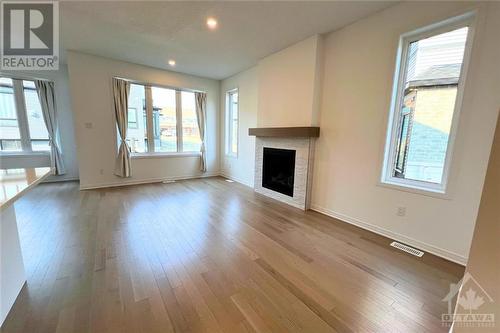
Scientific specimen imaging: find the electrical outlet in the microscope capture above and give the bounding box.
[84,122,93,129]
[99,169,104,175]
[397,207,406,217]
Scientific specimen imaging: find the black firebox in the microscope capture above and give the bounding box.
[262,147,296,197]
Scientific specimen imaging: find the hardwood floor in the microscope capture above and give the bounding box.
[2,177,464,333]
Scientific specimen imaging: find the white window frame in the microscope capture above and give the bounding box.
[381,12,475,195]
[225,88,238,157]
[0,75,51,156]
[115,78,205,157]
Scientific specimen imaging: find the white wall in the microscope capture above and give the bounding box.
[0,66,79,181]
[219,35,323,187]
[220,67,258,187]
[257,35,322,127]
[455,85,500,333]
[66,51,220,189]
[311,1,500,264]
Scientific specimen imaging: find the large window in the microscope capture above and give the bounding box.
[23,81,50,151]
[122,81,202,154]
[0,77,50,153]
[225,89,238,156]
[126,84,147,153]
[152,86,177,153]
[181,91,202,152]
[382,16,473,193]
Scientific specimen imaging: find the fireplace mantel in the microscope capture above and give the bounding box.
[248,127,320,138]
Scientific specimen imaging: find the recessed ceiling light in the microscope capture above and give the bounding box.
[168,59,176,66]
[206,17,217,30]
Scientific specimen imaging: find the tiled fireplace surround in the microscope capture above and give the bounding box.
[254,136,316,210]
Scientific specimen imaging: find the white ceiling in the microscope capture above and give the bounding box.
[60,1,395,80]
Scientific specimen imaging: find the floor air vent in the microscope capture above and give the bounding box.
[390,241,424,257]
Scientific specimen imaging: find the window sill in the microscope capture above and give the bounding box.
[0,151,50,157]
[378,179,451,200]
[131,152,201,159]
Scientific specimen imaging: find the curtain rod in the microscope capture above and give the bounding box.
[113,76,207,94]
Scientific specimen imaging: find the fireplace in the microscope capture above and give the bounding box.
[250,127,319,210]
[262,147,296,197]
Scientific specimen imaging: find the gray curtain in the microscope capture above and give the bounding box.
[112,78,131,177]
[35,80,66,175]
[195,92,207,172]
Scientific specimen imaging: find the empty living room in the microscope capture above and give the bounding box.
[1,1,499,332]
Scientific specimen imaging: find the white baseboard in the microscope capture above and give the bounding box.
[219,171,254,188]
[310,204,467,266]
[80,172,219,190]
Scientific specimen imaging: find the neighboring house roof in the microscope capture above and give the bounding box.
[407,63,461,88]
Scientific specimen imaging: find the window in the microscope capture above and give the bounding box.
[181,91,201,152]
[226,89,238,156]
[126,84,147,153]
[382,16,473,193]
[0,78,21,151]
[23,81,50,151]
[121,81,203,155]
[127,108,138,129]
[152,86,177,153]
[0,77,50,153]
